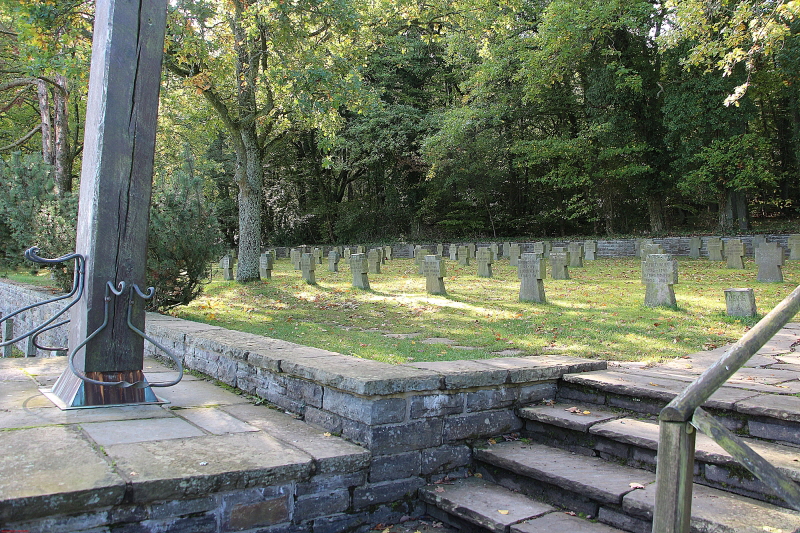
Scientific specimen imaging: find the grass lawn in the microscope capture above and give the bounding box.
[168,256,800,365]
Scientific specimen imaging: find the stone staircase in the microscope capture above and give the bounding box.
[419,361,800,533]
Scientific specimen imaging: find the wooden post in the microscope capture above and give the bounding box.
[652,420,696,533]
[51,0,168,407]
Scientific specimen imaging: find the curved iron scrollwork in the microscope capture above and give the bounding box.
[2,247,182,391]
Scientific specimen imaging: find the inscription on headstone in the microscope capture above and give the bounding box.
[509,244,521,267]
[300,253,316,285]
[584,241,597,260]
[350,253,369,289]
[518,253,546,303]
[789,235,800,260]
[724,239,745,269]
[477,247,494,278]
[755,242,784,282]
[724,288,757,317]
[422,255,446,295]
[458,246,470,266]
[328,250,340,272]
[368,249,382,274]
[707,238,724,261]
[641,254,678,307]
[567,242,584,268]
[259,253,273,279]
[689,237,702,259]
[550,247,570,280]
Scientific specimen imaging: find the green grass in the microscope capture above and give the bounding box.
[0,268,61,288]
[166,256,799,365]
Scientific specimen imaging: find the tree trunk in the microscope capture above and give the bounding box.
[648,195,665,234]
[235,127,262,281]
[53,75,72,195]
[730,189,750,231]
[36,79,54,167]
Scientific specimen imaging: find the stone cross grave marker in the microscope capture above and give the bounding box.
[789,235,800,260]
[751,235,766,255]
[384,246,392,261]
[568,242,584,267]
[584,240,597,260]
[468,243,477,259]
[725,239,745,269]
[317,248,326,264]
[503,242,511,259]
[220,254,234,281]
[509,243,522,267]
[458,245,470,266]
[415,246,426,274]
[300,253,316,284]
[356,245,365,254]
[449,244,458,261]
[550,247,570,280]
[724,288,756,317]
[437,244,444,256]
[641,243,665,257]
[490,243,499,260]
[259,253,273,279]
[344,247,351,260]
[518,253,546,303]
[350,253,369,289]
[291,248,302,270]
[755,242,784,282]
[642,253,678,307]
[635,238,654,258]
[707,238,724,261]
[422,255,446,295]
[689,237,702,259]
[328,250,340,272]
[477,247,493,278]
[368,249,382,274]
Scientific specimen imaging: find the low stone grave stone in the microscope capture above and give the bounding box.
[725,288,757,317]
[689,237,702,259]
[313,248,323,264]
[344,248,351,260]
[642,243,664,256]
[567,242,583,267]
[642,253,678,307]
[328,250,340,272]
[503,242,511,259]
[755,242,784,282]
[437,244,444,256]
[220,254,234,280]
[350,253,369,289]
[368,249,382,274]
[423,255,446,295]
[707,238,724,261]
[584,240,597,260]
[415,246,426,274]
[752,235,766,255]
[550,247,570,280]
[509,244,521,267]
[635,238,654,258]
[490,243,500,260]
[383,245,392,260]
[532,241,551,258]
[468,243,477,258]
[449,244,458,261]
[300,253,316,284]
[477,247,494,277]
[788,235,800,260]
[356,245,365,254]
[518,253,546,303]
[290,248,302,270]
[259,253,273,279]
[725,238,745,269]
[457,245,470,266]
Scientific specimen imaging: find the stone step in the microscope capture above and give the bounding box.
[418,477,623,533]
[519,404,800,504]
[557,370,800,446]
[474,441,800,533]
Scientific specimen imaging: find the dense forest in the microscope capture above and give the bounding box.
[1,0,799,285]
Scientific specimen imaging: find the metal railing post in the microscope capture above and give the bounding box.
[652,420,696,533]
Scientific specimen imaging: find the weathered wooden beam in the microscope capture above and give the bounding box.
[652,420,695,533]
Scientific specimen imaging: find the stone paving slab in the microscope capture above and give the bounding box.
[154,377,254,408]
[622,480,800,533]
[0,403,173,430]
[176,406,260,435]
[82,416,207,446]
[475,441,655,505]
[405,360,509,389]
[419,478,555,533]
[512,512,625,533]
[0,425,125,523]
[0,379,55,409]
[735,393,800,422]
[478,356,606,384]
[105,430,314,502]
[517,405,623,432]
[615,367,800,395]
[221,403,370,475]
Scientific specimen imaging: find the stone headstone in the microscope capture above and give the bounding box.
[344,247,351,259]
[350,253,369,289]
[468,243,477,259]
[414,245,423,258]
[437,244,444,256]
[642,243,665,256]
[642,254,678,307]
[415,246,426,274]
[707,238,724,261]
[550,247,570,280]
[635,238,654,258]
[518,253,546,303]
[477,247,493,278]
[751,235,767,255]
[532,241,551,259]
[509,244,521,267]
[687,237,701,259]
[724,288,757,317]
[449,245,458,261]
[313,247,323,264]
[259,253,273,279]
[584,241,597,260]
[490,243,499,260]
[755,242,784,282]
[789,235,800,260]
[290,248,302,270]
[458,246,470,266]
[503,242,511,259]
[220,254,234,280]
[567,242,584,267]
[384,246,392,260]
[328,250,340,272]
[300,253,316,284]
[422,255,446,295]
[368,249,382,274]
[356,245,365,254]
[724,239,745,269]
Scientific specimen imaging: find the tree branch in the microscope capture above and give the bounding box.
[0,124,42,151]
